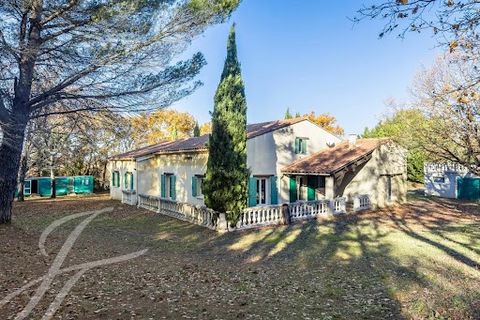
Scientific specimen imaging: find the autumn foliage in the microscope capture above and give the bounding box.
[303,112,344,136]
[131,109,197,146]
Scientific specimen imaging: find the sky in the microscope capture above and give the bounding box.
[172,0,442,135]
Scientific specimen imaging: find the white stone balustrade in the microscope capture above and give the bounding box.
[121,190,137,206]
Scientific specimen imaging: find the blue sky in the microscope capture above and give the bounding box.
[172,0,441,134]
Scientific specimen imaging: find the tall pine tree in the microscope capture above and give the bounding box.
[203,24,248,224]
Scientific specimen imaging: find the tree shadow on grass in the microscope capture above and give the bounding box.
[142,196,479,319]
[370,198,480,270]
[209,215,417,319]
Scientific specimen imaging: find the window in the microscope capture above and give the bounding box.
[112,171,120,188]
[387,176,392,202]
[124,172,133,190]
[161,173,176,200]
[249,176,277,207]
[295,137,308,154]
[256,177,269,205]
[433,176,446,183]
[192,175,204,197]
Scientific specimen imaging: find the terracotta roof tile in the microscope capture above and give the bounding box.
[281,138,390,175]
[110,118,309,160]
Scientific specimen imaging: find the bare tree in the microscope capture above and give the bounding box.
[357,1,480,173]
[0,0,239,223]
[412,55,480,175]
[356,1,480,83]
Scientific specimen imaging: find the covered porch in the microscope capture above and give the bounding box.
[284,174,335,202]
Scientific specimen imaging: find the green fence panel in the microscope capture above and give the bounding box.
[457,177,480,200]
[38,178,52,197]
[73,176,94,194]
[55,177,71,196]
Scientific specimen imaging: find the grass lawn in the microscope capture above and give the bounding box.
[1,194,479,319]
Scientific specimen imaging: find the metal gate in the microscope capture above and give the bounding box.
[457,177,480,200]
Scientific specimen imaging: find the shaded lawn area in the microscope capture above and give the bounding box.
[1,194,479,319]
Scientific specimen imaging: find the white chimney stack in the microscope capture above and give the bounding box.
[348,134,357,147]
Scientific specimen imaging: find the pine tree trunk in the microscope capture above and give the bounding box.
[0,112,29,223]
[0,0,43,222]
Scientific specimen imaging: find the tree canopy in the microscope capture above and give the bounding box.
[362,107,429,182]
[131,109,197,146]
[0,0,240,223]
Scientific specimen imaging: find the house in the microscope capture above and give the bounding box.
[109,118,407,213]
[424,163,480,200]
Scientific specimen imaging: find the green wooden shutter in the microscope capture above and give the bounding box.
[130,173,134,190]
[160,174,166,198]
[170,175,176,200]
[302,139,307,154]
[115,172,119,187]
[307,176,317,201]
[248,177,257,207]
[192,176,197,197]
[270,176,278,205]
[289,176,297,202]
[294,138,300,154]
[124,173,128,189]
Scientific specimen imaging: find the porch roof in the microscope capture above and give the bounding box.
[282,138,390,175]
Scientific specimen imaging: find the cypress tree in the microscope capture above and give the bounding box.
[203,24,248,224]
[284,108,293,119]
[193,121,201,137]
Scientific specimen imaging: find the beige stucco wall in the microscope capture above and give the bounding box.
[247,120,342,204]
[136,152,209,206]
[109,159,137,201]
[109,119,342,206]
[338,143,407,208]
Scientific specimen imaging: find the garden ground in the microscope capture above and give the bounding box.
[1,193,479,319]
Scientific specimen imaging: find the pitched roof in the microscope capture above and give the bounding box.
[246,117,307,139]
[110,117,308,160]
[281,138,390,175]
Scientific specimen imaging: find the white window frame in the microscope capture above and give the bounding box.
[195,175,204,198]
[124,172,134,191]
[165,174,171,200]
[255,176,270,206]
[295,137,308,155]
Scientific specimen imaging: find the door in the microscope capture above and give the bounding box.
[24,180,31,196]
[256,177,268,205]
[296,176,307,201]
[457,177,480,200]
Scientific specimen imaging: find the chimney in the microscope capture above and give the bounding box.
[348,134,357,147]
